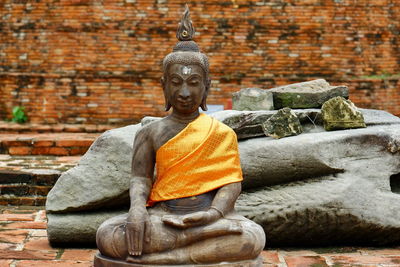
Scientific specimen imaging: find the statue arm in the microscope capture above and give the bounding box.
[129,126,156,204]
[126,127,155,256]
[210,181,241,216]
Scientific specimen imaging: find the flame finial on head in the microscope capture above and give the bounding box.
[176,4,195,41]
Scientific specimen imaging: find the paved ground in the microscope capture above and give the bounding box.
[1,136,400,266]
[1,206,400,267]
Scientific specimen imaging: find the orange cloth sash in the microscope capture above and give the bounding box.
[148,113,243,206]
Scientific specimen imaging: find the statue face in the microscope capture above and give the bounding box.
[164,63,207,114]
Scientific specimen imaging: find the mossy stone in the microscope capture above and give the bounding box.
[321,96,366,131]
[262,107,303,139]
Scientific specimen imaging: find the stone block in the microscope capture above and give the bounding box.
[269,79,349,109]
[232,87,274,111]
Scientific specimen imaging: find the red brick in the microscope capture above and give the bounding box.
[32,140,54,147]
[1,221,47,230]
[0,214,35,221]
[0,250,57,260]
[69,147,89,155]
[56,139,93,147]
[8,147,32,156]
[31,147,69,156]
[285,256,329,267]
[60,249,97,261]
[0,229,29,243]
[24,237,56,251]
[261,251,280,264]
[1,140,31,147]
[16,260,92,267]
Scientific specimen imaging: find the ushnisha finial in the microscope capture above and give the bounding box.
[176,4,195,41]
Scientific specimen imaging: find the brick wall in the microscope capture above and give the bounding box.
[1,0,399,124]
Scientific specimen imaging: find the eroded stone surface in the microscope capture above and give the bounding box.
[45,124,141,213]
[232,87,274,111]
[261,108,302,139]
[269,79,349,109]
[322,96,366,131]
[237,124,400,246]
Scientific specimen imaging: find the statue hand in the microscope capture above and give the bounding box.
[125,208,151,256]
[162,209,220,229]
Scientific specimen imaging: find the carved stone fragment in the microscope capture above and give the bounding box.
[321,96,366,131]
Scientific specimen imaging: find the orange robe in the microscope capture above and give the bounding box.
[148,113,243,206]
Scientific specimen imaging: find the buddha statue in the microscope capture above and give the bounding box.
[94,6,265,266]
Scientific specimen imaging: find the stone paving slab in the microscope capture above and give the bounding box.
[1,206,400,267]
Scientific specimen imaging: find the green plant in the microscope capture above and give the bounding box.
[11,106,28,123]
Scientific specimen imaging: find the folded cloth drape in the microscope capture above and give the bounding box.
[148,113,243,206]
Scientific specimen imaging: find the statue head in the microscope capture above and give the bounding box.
[161,5,210,113]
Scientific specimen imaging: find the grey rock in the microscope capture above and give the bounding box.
[47,210,126,245]
[45,124,141,213]
[261,108,302,139]
[232,87,274,111]
[269,79,349,109]
[236,125,400,246]
[322,96,366,131]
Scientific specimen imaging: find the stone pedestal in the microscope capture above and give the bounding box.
[94,252,263,267]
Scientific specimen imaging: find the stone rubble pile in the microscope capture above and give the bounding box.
[232,79,365,138]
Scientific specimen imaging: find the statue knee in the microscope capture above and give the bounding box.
[96,222,127,259]
[240,221,266,258]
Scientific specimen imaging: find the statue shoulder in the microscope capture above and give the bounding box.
[135,118,170,145]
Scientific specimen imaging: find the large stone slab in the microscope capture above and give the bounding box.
[47,210,126,245]
[232,87,274,111]
[237,125,400,246]
[46,124,141,213]
[268,79,349,109]
[47,120,400,246]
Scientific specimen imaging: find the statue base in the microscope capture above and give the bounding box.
[94,252,263,267]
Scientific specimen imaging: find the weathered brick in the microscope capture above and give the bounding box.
[0,229,29,243]
[8,147,32,156]
[16,260,92,267]
[32,140,54,147]
[60,249,97,261]
[285,256,329,267]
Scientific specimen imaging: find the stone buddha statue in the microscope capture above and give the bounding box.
[95,6,265,266]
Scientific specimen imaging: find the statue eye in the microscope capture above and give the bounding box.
[189,79,199,86]
[171,78,181,85]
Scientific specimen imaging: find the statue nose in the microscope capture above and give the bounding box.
[179,86,191,99]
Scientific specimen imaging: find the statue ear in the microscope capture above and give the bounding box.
[200,78,210,111]
[161,77,172,111]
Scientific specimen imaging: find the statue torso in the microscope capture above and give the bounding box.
[147,116,216,212]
